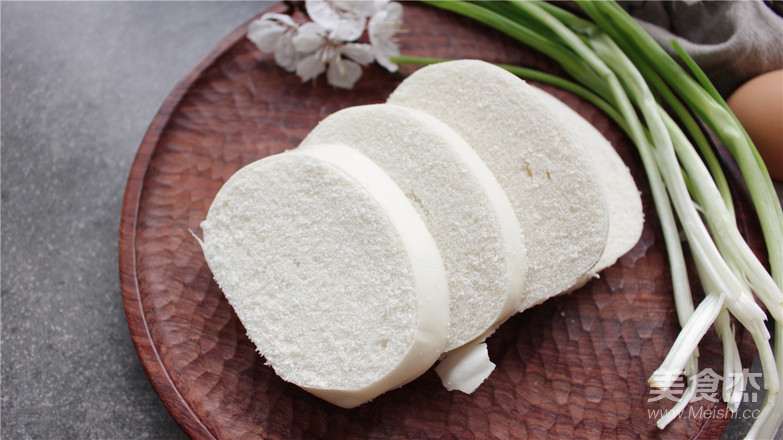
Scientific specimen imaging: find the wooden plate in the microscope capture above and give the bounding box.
[119,3,762,439]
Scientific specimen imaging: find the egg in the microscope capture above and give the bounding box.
[727,69,783,181]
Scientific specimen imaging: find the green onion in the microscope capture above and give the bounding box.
[397,1,783,436]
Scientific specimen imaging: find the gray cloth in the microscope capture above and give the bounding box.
[622,0,783,97]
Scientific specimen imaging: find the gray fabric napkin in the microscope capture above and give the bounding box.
[622,0,783,97]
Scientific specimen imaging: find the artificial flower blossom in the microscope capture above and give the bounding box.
[246,0,403,89]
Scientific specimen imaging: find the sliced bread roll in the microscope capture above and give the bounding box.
[389,60,609,310]
[299,104,526,352]
[529,86,644,289]
[199,144,450,408]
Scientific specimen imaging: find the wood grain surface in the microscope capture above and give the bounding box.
[119,3,763,439]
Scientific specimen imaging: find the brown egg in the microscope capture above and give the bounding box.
[727,69,783,181]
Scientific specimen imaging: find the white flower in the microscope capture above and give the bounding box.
[293,21,374,89]
[246,1,406,89]
[247,13,300,72]
[305,0,388,41]
[325,56,365,89]
[368,2,403,72]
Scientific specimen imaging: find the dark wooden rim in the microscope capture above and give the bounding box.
[118,4,288,439]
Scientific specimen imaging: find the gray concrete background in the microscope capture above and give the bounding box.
[1,2,271,438]
[1,2,780,439]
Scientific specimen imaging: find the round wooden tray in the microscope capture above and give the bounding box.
[119,3,761,439]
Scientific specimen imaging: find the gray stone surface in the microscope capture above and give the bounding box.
[1,2,270,439]
[0,1,781,439]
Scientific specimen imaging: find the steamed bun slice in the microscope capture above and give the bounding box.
[529,86,644,289]
[199,144,449,408]
[299,104,527,352]
[389,60,609,310]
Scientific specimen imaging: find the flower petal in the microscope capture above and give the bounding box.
[306,0,367,41]
[368,2,402,44]
[373,44,399,73]
[248,20,286,53]
[293,22,327,53]
[296,53,326,82]
[305,0,341,28]
[248,13,299,55]
[368,2,403,72]
[369,2,402,44]
[351,1,387,17]
[327,58,363,89]
[275,35,299,72]
[340,43,374,65]
[260,12,297,27]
